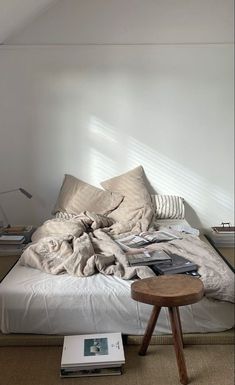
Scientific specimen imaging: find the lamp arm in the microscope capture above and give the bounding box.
[0,188,32,199]
[0,189,19,195]
[0,203,10,227]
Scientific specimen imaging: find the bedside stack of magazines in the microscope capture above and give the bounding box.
[117,231,200,277]
[210,223,235,247]
[0,226,35,256]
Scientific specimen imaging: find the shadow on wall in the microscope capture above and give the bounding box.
[83,116,233,230]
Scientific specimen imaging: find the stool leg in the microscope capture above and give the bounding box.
[139,305,161,356]
[168,307,188,385]
[176,307,184,349]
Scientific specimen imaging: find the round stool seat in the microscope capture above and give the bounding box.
[131,275,204,307]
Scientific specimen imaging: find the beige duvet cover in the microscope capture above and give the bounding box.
[19,212,234,303]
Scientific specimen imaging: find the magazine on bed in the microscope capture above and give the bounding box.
[61,332,125,378]
[128,250,172,266]
[151,254,198,275]
[116,230,180,251]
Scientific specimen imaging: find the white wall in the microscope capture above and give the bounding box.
[6,0,234,44]
[0,0,234,230]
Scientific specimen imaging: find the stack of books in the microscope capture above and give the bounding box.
[2,225,35,243]
[210,224,235,247]
[151,253,199,276]
[0,226,35,256]
[117,231,199,276]
[0,234,26,256]
[60,332,125,378]
[128,249,199,276]
[128,250,172,266]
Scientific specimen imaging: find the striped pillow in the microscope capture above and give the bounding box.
[153,195,185,219]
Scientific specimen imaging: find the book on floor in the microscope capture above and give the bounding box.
[60,366,123,378]
[128,250,172,266]
[60,332,125,378]
[151,254,198,275]
[117,230,180,251]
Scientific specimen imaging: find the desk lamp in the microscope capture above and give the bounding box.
[0,188,32,228]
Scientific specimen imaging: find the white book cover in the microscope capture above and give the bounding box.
[61,333,125,369]
[0,235,25,244]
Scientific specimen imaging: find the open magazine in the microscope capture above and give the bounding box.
[116,230,180,251]
[128,250,172,266]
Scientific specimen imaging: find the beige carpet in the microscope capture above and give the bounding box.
[0,344,234,385]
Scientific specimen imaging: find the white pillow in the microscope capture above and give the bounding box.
[153,195,185,219]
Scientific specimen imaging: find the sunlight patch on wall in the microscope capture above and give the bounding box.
[88,148,118,186]
[127,136,233,226]
[88,116,234,228]
[128,137,232,207]
[87,116,126,183]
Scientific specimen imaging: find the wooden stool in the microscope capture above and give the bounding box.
[131,275,204,385]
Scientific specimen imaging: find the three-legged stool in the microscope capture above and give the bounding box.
[131,275,204,385]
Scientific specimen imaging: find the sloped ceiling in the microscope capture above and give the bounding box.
[1,0,234,45]
[0,0,58,44]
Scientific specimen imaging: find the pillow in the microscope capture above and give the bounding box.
[53,174,123,216]
[153,195,185,219]
[101,166,154,232]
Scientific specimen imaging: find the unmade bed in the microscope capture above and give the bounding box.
[0,220,234,336]
[0,167,234,336]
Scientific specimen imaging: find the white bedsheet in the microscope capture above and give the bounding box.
[1,218,234,335]
[0,262,234,335]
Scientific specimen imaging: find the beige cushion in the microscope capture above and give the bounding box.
[101,166,154,232]
[53,174,123,216]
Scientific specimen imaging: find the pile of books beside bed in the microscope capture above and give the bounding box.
[60,332,125,378]
[0,226,35,256]
[210,223,235,247]
[0,234,26,256]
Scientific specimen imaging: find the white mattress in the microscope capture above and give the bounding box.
[0,261,234,335]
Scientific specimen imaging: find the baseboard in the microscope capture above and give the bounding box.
[0,329,234,346]
[127,329,235,345]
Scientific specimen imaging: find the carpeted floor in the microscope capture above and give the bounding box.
[0,344,234,385]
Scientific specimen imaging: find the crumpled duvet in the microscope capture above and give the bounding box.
[19,212,155,280]
[128,234,234,303]
[19,212,234,303]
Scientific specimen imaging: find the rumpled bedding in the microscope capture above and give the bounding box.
[19,212,154,280]
[19,212,234,303]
